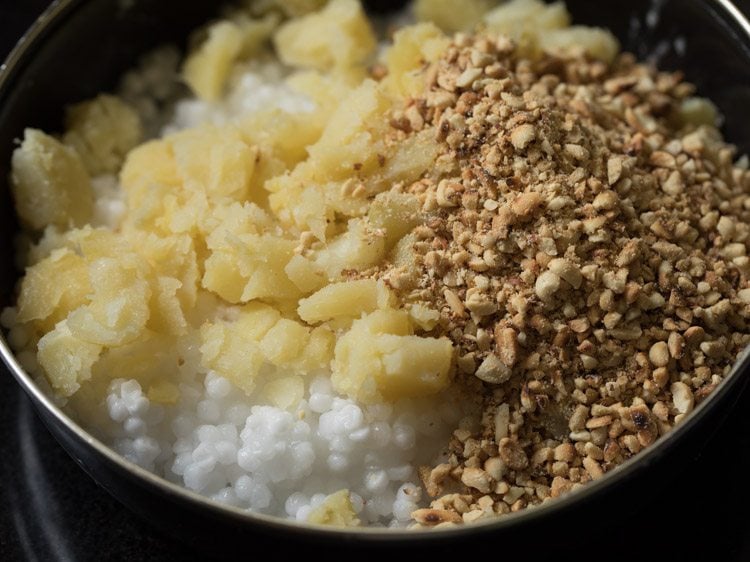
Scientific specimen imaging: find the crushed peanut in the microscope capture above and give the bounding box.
[363,28,750,523]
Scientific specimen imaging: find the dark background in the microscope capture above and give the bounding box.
[2,1,750,560]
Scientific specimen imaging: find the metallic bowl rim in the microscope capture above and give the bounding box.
[0,0,749,542]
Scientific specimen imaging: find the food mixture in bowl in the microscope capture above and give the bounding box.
[4,0,750,528]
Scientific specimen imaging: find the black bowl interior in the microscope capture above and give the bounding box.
[1,0,750,553]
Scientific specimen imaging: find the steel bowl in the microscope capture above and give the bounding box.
[1,0,750,555]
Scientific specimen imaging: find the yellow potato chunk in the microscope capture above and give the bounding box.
[678,97,720,128]
[128,231,199,312]
[66,257,151,346]
[333,309,453,402]
[330,310,412,399]
[372,334,453,401]
[484,0,570,36]
[119,139,180,231]
[183,20,243,101]
[148,276,188,336]
[305,80,390,180]
[171,126,258,200]
[297,279,394,324]
[16,248,91,330]
[121,139,180,193]
[539,26,620,63]
[93,331,183,387]
[203,234,301,303]
[262,375,305,409]
[313,219,386,280]
[284,255,327,294]
[11,129,93,231]
[63,94,143,175]
[307,490,360,527]
[200,201,276,243]
[259,318,310,366]
[287,70,357,115]
[273,0,376,72]
[384,23,449,97]
[414,0,500,32]
[375,129,441,193]
[235,302,283,339]
[356,309,412,336]
[267,180,332,241]
[25,224,123,270]
[367,192,422,250]
[201,252,247,303]
[37,320,102,398]
[202,205,299,303]
[240,109,321,169]
[200,321,265,396]
[296,326,336,372]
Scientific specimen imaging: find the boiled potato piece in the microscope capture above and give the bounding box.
[262,375,305,409]
[203,234,301,303]
[11,129,93,231]
[296,325,336,372]
[148,276,188,336]
[367,192,422,250]
[313,219,386,279]
[374,129,441,192]
[171,125,258,200]
[273,0,376,72]
[284,255,327,294]
[37,320,102,397]
[539,26,620,63]
[183,20,243,101]
[484,0,618,62]
[63,94,142,175]
[240,109,321,169]
[259,318,310,365]
[332,309,453,402]
[128,231,199,312]
[119,139,180,232]
[384,23,449,97]
[235,302,283,339]
[200,322,265,396]
[66,256,151,346]
[202,205,300,303]
[307,490,360,527]
[92,331,183,387]
[297,279,394,324]
[305,80,391,181]
[678,97,720,128]
[356,309,412,337]
[484,0,570,36]
[199,303,283,395]
[373,334,453,401]
[16,248,91,330]
[414,0,500,32]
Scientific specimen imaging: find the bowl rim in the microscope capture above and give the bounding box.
[1,0,750,542]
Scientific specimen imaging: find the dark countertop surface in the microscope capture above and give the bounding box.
[2,1,750,560]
